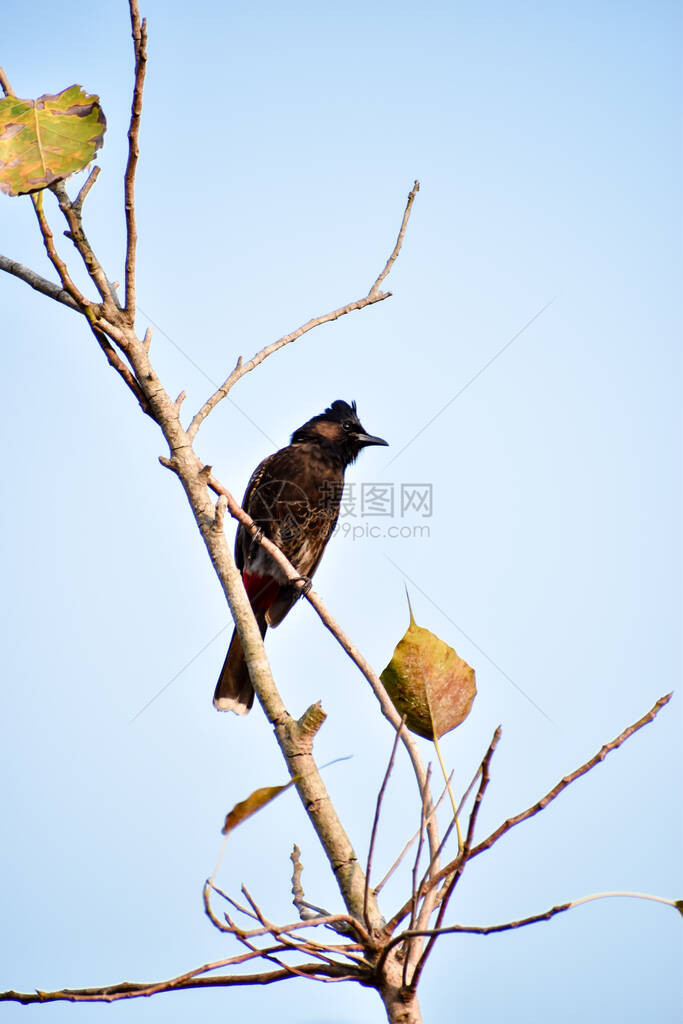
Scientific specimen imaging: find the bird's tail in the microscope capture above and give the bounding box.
[213,612,268,714]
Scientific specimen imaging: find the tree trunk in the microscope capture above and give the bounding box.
[378,953,423,1024]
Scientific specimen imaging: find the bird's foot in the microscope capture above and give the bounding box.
[292,575,313,596]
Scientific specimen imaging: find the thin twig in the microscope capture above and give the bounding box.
[374,768,459,897]
[30,192,88,308]
[124,0,147,318]
[409,727,501,989]
[432,730,463,851]
[236,889,349,977]
[403,764,432,986]
[364,717,405,930]
[468,694,673,861]
[291,844,318,921]
[73,166,101,215]
[187,180,420,440]
[241,885,368,950]
[50,181,114,306]
[369,180,420,296]
[411,753,487,907]
[386,694,673,933]
[376,887,682,972]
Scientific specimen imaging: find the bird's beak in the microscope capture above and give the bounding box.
[354,432,389,448]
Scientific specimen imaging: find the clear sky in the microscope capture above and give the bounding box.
[1,1,681,1021]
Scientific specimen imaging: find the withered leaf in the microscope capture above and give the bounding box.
[0,85,106,196]
[380,602,476,740]
[222,777,299,836]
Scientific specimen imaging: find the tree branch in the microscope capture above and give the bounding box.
[186,180,420,441]
[0,253,80,310]
[0,962,357,1005]
[468,693,673,862]
[150,458,387,931]
[30,190,89,308]
[50,181,114,307]
[376,887,682,969]
[205,471,441,878]
[124,0,147,318]
[369,180,419,297]
[73,166,101,216]
[385,693,673,934]
[408,727,501,988]
[364,718,406,930]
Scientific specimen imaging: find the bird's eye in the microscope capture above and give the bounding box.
[342,420,353,432]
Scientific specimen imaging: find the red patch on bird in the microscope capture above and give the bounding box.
[243,571,280,610]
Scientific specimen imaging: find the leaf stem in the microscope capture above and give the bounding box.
[432,732,463,852]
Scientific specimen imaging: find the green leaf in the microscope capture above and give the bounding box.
[380,600,476,740]
[221,777,300,836]
[0,85,106,196]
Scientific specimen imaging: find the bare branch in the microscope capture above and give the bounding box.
[0,962,355,1005]
[291,844,331,922]
[374,768,461,897]
[188,296,391,439]
[468,693,673,862]
[388,693,673,931]
[30,191,89,308]
[382,905,573,962]
[409,727,501,989]
[403,765,432,984]
[16,887,671,1007]
[364,717,405,930]
[211,878,368,951]
[0,253,80,310]
[378,888,682,968]
[414,752,487,902]
[50,181,114,306]
[124,0,148,318]
[369,180,420,297]
[73,166,101,216]
[187,180,420,440]
[239,886,367,971]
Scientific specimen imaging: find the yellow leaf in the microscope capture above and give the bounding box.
[380,599,476,740]
[0,85,106,196]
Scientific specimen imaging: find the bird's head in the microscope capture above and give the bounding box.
[291,400,388,465]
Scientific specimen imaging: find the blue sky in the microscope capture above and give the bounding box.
[1,1,681,1021]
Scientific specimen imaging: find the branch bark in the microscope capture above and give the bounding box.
[0,253,80,309]
[124,0,147,317]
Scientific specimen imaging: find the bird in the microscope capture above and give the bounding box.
[214,399,388,714]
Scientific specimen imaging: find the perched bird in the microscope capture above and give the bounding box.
[214,400,388,713]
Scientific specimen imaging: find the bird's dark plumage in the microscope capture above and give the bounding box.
[214,400,388,713]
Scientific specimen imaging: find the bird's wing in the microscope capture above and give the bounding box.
[235,450,284,571]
